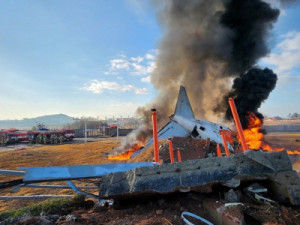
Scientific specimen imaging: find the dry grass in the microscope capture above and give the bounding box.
[0,139,120,170]
[264,119,300,126]
[128,140,166,163]
[264,132,300,150]
[0,139,122,212]
[264,132,300,172]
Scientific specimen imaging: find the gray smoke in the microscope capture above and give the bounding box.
[145,0,233,122]
[114,0,287,153]
[147,0,279,126]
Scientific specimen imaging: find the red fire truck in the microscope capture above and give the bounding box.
[0,128,75,146]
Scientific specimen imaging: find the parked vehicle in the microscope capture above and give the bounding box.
[0,128,75,145]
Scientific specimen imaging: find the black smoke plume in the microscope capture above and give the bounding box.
[215,0,280,126]
[220,0,279,74]
[224,68,278,128]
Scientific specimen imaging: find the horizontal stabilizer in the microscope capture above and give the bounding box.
[137,121,190,152]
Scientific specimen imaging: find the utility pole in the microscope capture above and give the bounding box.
[116,122,119,141]
[84,119,87,143]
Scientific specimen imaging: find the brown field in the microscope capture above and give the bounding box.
[264,132,300,150]
[264,119,300,126]
[0,133,299,213]
[0,138,156,212]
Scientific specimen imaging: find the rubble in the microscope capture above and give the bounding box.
[1,135,300,224]
[203,199,245,225]
[224,189,240,203]
[99,150,300,206]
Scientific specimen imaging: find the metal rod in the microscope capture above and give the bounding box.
[66,181,98,199]
[151,108,159,163]
[0,169,25,176]
[216,144,222,157]
[228,98,248,151]
[22,184,98,189]
[117,122,119,141]
[177,149,182,162]
[220,132,230,156]
[168,138,174,163]
[0,195,74,200]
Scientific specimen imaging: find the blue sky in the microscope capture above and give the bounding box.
[260,2,300,117]
[0,0,299,120]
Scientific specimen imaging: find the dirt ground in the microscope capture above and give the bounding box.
[0,133,300,224]
[0,139,122,213]
[264,119,300,126]
[264,132,300,150]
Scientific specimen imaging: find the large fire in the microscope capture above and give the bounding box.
[243,112,300,155]
[108,139,145,160]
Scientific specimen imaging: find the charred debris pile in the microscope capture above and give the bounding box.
[100,146,300,224]
[100,84,300,224]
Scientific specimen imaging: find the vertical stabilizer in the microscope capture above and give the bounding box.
[174,86,195,119]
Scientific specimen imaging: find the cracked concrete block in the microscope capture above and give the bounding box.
[99,151,300,205]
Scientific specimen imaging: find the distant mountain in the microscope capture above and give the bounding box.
[0,114,75,129]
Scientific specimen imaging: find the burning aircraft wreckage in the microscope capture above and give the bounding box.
[1,0,300,222]
[101,86,300,205]
[1,86,299,210]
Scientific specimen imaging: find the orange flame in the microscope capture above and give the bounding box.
[108,139,145,160]
[243,112,300,155]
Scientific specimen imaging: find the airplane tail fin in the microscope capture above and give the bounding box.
[173,86,195,119]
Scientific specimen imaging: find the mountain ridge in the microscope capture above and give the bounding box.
[0,114,75,129]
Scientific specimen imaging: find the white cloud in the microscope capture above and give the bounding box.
[82,80,147,95]
[277,73,300,86]
[105,102,141,117]
[104,71,117,75]
[131,56,143,63]
[131,63,146,74]
[262,31,300,73]
[146,61,156,73]
[106,49,157,76]
[281,30,298,39]
[141,75,151,83]
[145,53,155,60]
[135,88,148,95]
[110,58,130,70]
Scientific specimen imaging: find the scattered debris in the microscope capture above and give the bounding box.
[246,183,268,194]
[65,214,77,222]
[224,189,240,203]
[1,136,299,224]
[254,193,276,204]
[99,151,300,206]
[181,211,214,225]
[224,203,244,207]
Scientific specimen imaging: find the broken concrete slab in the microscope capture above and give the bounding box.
[99,151,300,205]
